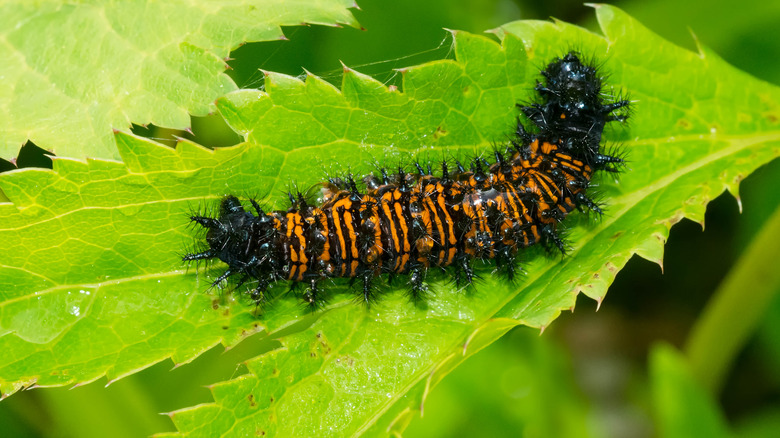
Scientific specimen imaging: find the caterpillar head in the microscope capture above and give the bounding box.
[184,196,279,284]
[540,52,601,110]
[522,51,629,158]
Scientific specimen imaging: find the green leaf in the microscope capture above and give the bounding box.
[650,343,730,438]
[169,5,780,434]
[0,0,358,161]
[615,0,780,84]
[1,4,779,437]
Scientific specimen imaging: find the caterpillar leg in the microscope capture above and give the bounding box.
[408,266,429,304]
[453,255,474,288]
[189,215,223,231]
[358,271,378,307]
[574,192,604,215]
[496,246,521,281]
[182,248,216,261]
[249,198,265,216]
[541,224,567,255]
[210,268,234,288]
[602,100,630,120]
[249,280,271,306]
[303,278,325,311]
[594,152,625,172]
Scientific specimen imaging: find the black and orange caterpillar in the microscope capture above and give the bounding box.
[184,51,630,309]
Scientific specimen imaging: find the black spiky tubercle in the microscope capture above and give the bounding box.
[183,51,630,311]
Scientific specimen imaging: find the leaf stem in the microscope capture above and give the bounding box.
[685,203,780,394]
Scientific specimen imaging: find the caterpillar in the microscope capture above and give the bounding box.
[183,51,630,310]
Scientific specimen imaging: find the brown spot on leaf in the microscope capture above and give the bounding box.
[248,394,256,407]
[315,333,332,355]
[336,355,355,366]
[664,210,685,226]
[433,126,448,140]
[212,300,220,310]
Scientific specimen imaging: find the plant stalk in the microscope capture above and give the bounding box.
[685,203,780,394]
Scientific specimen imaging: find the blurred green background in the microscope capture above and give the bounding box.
[2,0,779,436]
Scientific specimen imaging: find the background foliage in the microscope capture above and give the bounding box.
[1,0,779,437]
